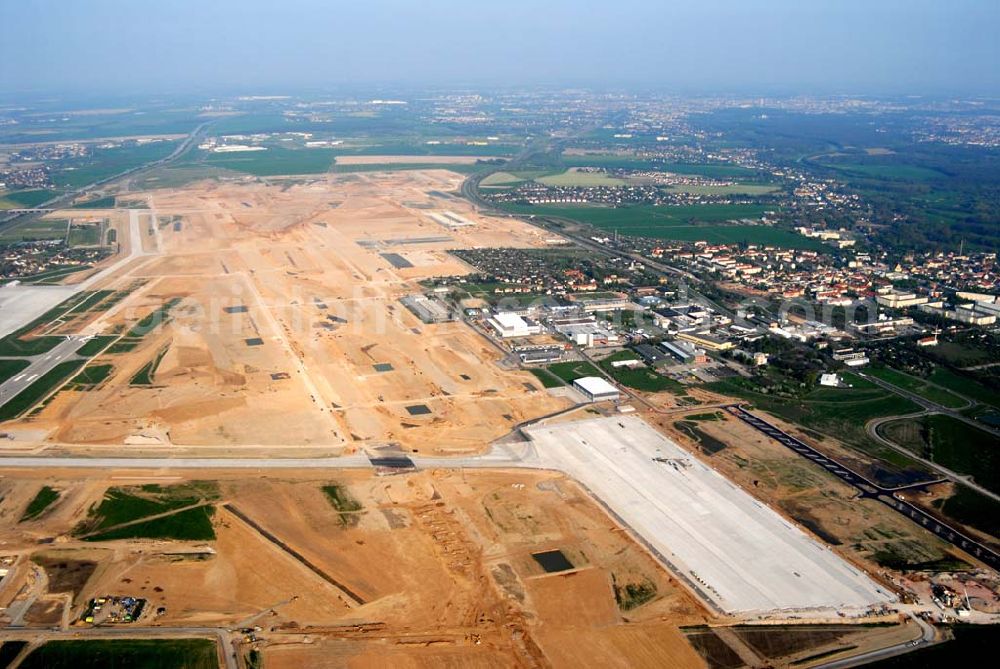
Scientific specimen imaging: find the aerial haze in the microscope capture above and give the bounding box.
[0,2,999,668]
[2,0,998,94]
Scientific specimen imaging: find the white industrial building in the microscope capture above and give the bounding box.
[487,312,542,338]
[573,376,620,402]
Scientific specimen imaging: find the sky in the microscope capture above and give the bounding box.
[1,0,998,95]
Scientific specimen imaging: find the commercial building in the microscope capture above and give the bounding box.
[832,348,870,367]
[514,345,564,364]
[676,330,734,352]
[661,339,708,364]
[487,312,542,338]
[573,376,620,402]
[400,294,453,323]
[875,289,928,309]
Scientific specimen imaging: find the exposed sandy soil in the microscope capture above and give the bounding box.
[14,171,571,451]
[0,469,710,667]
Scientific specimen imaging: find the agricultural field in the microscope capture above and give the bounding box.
[817,160,946,181]
[198,147,337,175]
[501,203,829,249]
[536,168,626,187]
[562,155,761,178]
[0,188,61,208]
[866,367,968,408]
[665,183,780,196]
[479,170,541,187]
[50,140,181,189]
[330,161,482,175]
[0,217,67,242]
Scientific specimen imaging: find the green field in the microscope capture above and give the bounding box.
[881,415,1000,495]
[50,141,180,189]
[18,639,219,669]
[561,156,759,178]
[866,367,967,409]
[0,189,61,208]
[929,368,1000,409]
[0,218,67,242]
[0,360,85,422]
[128,297,182,338]
[330,161,482,175]
[76,482,219,538]
[20,485,60,521]
[480,171,536,187]
[932,486,1000,543]
[536,169,626,187]
[67,224,103,246]
[528,367,564,388]
[705,375,926,485]
[819,161,945,181]
[84,506,216,542]
[69,364,114,389]
[599,351,685,394]
[322,484,363,527]
[130,346,169,385]
[199,147,336,175]
[70,195,116,209]
[546,360,603,384]
[666,183,780,196]
[0,359,30,384]
[75,335,118,357]
[502,203,826,249]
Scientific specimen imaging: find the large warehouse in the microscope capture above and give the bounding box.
[573,376,620,402]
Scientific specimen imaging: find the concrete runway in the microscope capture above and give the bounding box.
[0,336,83,404]
[523,416,896,615]
[0,416,896,617]
[0,208,155,340]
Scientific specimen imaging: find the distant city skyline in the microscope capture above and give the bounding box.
[2,0,998,95]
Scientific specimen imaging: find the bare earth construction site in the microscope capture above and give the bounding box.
[0,169,946,667]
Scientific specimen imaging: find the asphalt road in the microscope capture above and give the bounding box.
[860,371,1000,437]
[0,122,209,228]
[816,612,937,669]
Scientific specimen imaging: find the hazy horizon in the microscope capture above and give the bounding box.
[2,0,998,96]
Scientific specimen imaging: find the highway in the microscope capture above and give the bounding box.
[0,122,210,228]
[728,405,1000,570]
